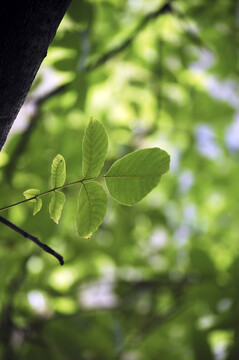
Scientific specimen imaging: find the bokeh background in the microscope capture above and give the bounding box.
[0,0,239,359]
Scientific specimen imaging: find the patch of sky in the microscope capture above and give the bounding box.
[178,170,194,193]
[191,48,239,153]
[195,124,222,159]
[206,77,238,108]
[205,76,239,152]
[183,203,197,223]
[149,227,168,250]
[226,112,239,152]
[174,224,191,247]
[190,49,214,71]
[79,279,117,309]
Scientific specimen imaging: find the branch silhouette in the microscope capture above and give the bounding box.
[0,215,64,265]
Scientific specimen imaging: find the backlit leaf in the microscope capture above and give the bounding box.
[23,188,40,201]
[49,191,66,224]
[105,148,170,205]
[82,118,108,178]
[23,189,42,215]
[51,154,66,188]
[76,181,108,238]
[33,198,42,216]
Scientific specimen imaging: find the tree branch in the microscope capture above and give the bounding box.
[4,2,172,179]
[0,215,64,265]
[85,2,172,72]
[0,0,72,150]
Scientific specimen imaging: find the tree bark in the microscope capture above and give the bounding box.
[0,0,72,150]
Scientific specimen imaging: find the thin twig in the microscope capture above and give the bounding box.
[0,215,64,265]
[0,176,96,212]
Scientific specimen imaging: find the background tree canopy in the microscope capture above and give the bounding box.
[0,0,238,359]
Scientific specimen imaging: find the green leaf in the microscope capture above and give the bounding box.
[76,181,108,238]
[49,191,66,224]
[105,148,170,205]
[51,154,66,188]
[33,198,42,216]
[82,118,108,178]
[23,188,40,201]
[23,189,42,215]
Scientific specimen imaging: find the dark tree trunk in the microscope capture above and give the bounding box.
[0,0,72,150]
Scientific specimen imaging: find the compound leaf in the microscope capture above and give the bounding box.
[82,118,108,178]
[49,191,65,224]
[76,181,108,238]
[105,148,170,205]
[51,154,66,188]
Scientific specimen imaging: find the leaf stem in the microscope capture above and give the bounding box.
[0,177,98,212]
[0,215,64,265]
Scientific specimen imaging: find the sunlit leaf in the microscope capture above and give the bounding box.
[49,191,66,224]
[82,118,108,178]
[76,181,108,238]
[105,148,170,205]
[23,188,40,201]
[33,198,42,216]
[51,154,66,188]
[23,189,42,215]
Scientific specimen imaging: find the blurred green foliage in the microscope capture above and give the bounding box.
[0,0,238,359]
